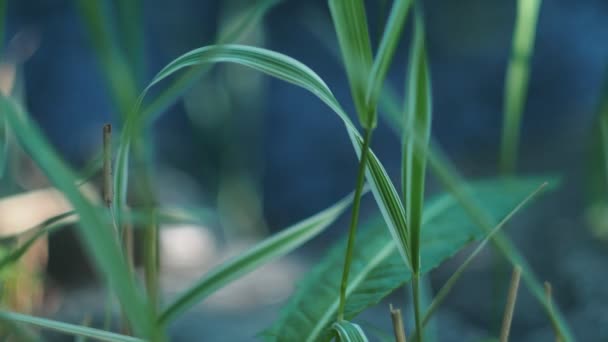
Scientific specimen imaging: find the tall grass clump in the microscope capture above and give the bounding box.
[0,1,577,341]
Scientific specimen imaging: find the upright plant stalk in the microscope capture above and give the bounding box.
[402,10,431,342]
[499,0,542,174]
[338,126,373,321]
[500,266,522,342]
[389,304,407,342]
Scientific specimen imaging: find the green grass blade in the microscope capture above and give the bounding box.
[402,10,431,273]
[263,177,548,342]
[332,321,369,342]
[499,0,542,173]
[328,0,375,128]
[349,130,410,268]
[402,13,431,340]
[365,0,411,111]
[0,96,157,339]
[141,0,282,122]
[0,311,143,342]
[420,182,548,327]
[158,191,360,325]
[74,0,138,119]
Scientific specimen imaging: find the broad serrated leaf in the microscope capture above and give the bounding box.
[402,13,431,272]
[332,321,369,342]
[0,96,157,339]
[0,311,142,342]
[263,177,550,342]
[157,191,361,324]
[328,0,375,128]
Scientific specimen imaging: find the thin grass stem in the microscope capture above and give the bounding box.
[389,304,407,342]
[500,266,522,342]
[411,274,423,342]
[337,126,373,321]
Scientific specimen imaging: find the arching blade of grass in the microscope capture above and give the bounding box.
[0,311,143,342]
[115,44,405,248]
[262,177,548,342]
[74,0,138,120]
[141,0,283,122]
[365,0,411,112]
[499,0,542,173]
[328,0,374,128]
[331,321,369,342]
[157,190,361,325]
[0,96,157,339]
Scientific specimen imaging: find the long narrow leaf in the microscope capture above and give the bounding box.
[0,311,143,342]
[263,178,549,342]
[332,321,369,342]
[158,190,361,324]
[365,0,411,111]
[499,0,542,173]
[328,0,375,128]
[0,97,157,339]
[402,12,431,273]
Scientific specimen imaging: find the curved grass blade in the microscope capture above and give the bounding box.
[157,190,361,325]
[0,311,143,342]
[365,0,411,111]
[0,96,157,339]
[499,0,542,173]
[332,321,369,342]
[263,178,547,342]
[328,0,374,128]
[141,0,283,122]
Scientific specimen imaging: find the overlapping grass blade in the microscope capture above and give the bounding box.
[331,321,369,342]
[349,130,410,268]
[263,178,548,342]
[0,96,157,339]
[0,311,143,342]
[328,0,375,128]
[365,0,411,111]
[499,0,542,173]
[157,190,360,325]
